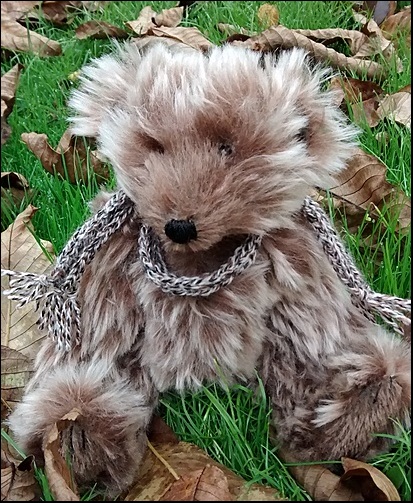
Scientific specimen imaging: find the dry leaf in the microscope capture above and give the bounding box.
[341,457,400,501]
[353,18,402,71]
[148,415,180,445]
[25,1,108,26]
[149,26,214,51]
[75,20,128,40]
[284,462,362,500]
[280,446,400,501]
[1,1,62,56]
[1,205,54,359]
[1,64,23,146]
[1,450,38,501]
[125,438,283,501]
[21,129,110,184]
[291,28,368,54]
[233,25,386,80]
[160,465,233,501]
[381,5,411,42]
[1,346,33,421]
[362,1,397,25]
[154,6,184,28]
[329,76,384,127]
[319,147,411,236]
[330,75,384,104]
[257,4,280,29]
[1,172,33,212]
[351,97,381,127]
[376,86,411,128]
[125,5,157,36]
[217,23,253,37]
[42,409,81,501]
[131,35,198,53]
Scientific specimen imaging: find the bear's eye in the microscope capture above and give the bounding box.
[295,126,309,143]
[218,143,233,156]
[143,135,165,154]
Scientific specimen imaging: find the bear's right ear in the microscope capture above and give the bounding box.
[68,44,143,137]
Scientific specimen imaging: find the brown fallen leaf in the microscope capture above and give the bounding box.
[361,1,397,26]
[381,5,411,44]
[148,414,180,445]
[292,27,368,54]
[217,23,253,37]
[284,461,362,500]
[280,445,400,501]
[42,409,81,501]
[330,76,384,104]
[1,64,23,146]
[1,450,38,501]
[75,20,129,40]
[25,1,108,26]
[125,437,284,501]
[1,205,54,359]
[353,18,402,72]
[126,5,184,35]
[149,26,214,52]
[160,465,233,501]
[291,27,368,54]
[340,457,400,501]
[329,76,384,127]
[233,25,386,80]
[318,147,411,236]
[1,1,62,56]
[351,97,381,127]
[376,86,411,128]
[131,35,198,53]
[1,172,33,212]
[154,6,184,28]
[125,5,157,36]
[21,129,111,184]
[257,3,280,29]
[1,346,33,421]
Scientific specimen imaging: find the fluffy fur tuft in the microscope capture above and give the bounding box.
[9,42,410,495]
[9,359,154,495]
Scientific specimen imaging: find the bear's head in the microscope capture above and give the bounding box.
[69,42,357,254]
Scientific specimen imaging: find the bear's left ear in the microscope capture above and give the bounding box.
[68,44,143,137]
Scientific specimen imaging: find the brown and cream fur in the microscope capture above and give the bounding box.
[9,43,410,495]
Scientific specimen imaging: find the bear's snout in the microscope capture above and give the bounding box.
[164,219,198,244]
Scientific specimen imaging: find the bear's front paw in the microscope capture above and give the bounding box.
[8,362,155,496]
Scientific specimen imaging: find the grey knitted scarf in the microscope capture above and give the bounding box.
[2,191,411,350]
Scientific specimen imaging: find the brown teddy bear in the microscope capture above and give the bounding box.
[3,43,410,496]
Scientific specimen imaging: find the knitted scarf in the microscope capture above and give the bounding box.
[2,191,410,351]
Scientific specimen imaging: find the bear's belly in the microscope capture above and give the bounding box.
[136,262,274,392]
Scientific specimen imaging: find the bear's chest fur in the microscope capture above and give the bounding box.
[134,255,274,391]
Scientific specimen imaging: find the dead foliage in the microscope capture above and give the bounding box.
[21,129,110,184]
[1,64,23,146]
[280,448,401,501]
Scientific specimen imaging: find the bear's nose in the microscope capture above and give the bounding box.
[164,219,197,244]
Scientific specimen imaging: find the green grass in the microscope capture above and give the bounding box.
[1,1,411,501]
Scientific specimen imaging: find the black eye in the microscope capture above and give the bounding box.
[295,127,309,143]
[218,143,233,156]
[143,135,165,154]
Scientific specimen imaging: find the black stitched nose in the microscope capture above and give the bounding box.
[164,219,197,244]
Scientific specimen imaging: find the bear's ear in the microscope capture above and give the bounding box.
[68,44,143,137]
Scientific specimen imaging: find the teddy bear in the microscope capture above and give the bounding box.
[4,42,411,496]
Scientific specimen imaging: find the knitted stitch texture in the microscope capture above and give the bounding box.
[2,192,410,349]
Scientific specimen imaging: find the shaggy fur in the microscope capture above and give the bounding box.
[9,43,411,495]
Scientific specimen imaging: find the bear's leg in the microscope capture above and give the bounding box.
[258,325,411,462]
[8,342,157,496]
